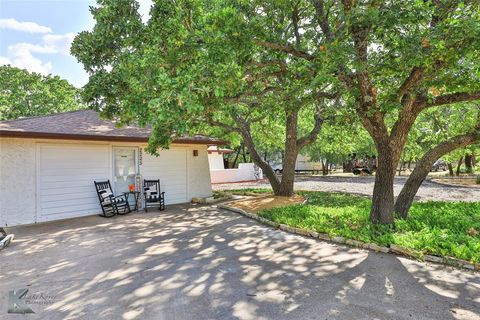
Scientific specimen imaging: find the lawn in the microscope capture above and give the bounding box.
[231,190,480,263]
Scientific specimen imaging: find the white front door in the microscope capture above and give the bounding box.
[113,147,138,193]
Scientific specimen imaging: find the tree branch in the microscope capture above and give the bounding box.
[422,92,480,108]
[312,0,334,41]
[234,114,281,191]
[255,41,315,61]
[394,122,480,217]
[292,3,301,47]
[296,107,324,149]
[397,66,425,102]
[206,118,240,133]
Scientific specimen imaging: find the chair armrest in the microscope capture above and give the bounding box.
[113,194,128,202]
[100,193,114,204]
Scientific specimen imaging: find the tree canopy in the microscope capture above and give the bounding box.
[72,0,480,224]
[0,66,84,121]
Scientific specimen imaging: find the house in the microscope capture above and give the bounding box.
[0,110,225,226]
[207,146,263,183]
[268,153,323,173]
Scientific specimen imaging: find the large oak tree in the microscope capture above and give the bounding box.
[73,0,480,224]
[71,0,339,197]
[240,0,480,223]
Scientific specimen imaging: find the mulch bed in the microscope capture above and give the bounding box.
[228,194,305,213]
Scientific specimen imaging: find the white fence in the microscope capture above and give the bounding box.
[211,163,263,183]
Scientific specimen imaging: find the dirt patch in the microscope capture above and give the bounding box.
[229,194,305,213]
[432,178,479,187]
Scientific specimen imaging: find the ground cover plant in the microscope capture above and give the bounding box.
[254,191,480,263]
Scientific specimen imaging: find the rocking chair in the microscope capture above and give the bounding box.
[143,179,165,212]
[94,180,131,217]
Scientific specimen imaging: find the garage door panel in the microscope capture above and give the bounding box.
[40,179,110,190]
[38,144,109,222]
[141,149,188,204]
[41,192,99,204]
[40,173,109,183]
[40,203,101,217]
[40,185,95,196]
[40,168,108,176]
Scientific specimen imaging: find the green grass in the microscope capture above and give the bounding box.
[252,191,480,263]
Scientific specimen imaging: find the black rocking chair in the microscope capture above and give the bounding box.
[143,179,165,212]
[94,180,131,217]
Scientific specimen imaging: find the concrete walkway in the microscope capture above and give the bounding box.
[1,204,479,320]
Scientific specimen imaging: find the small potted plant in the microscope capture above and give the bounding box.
[128,184,135,192]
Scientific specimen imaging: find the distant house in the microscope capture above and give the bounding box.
[208,146,263,183]
[0,110,225,226]
[269,153,323,173]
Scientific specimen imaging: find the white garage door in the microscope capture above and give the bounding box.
[141,149,188,204]
[37,144,110,222]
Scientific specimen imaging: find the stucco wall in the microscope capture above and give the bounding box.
[210,163,262,184]
[187,145,213,198]
[0,138,37,226]
[0,138,213,226]
[208,153,225,170]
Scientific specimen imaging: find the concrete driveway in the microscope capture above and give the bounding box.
[1,204,479,320]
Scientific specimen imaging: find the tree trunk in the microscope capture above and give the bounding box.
[397,160,405,176]
[276,111,299,196]
[231,145,242,168]
[242,144,247,163]
[234,106,324,197]
[395,132,479,218]
[456,156,464,176]
[322,159,328,175]
[465,153,473,174]
[370,150,395,224]
[277,153,296,196]
[447,163,454,176]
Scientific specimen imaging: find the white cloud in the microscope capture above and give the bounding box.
[0,31,76,75]
[0,18,52,34]
[0,56,12,66]
[5,43,53,74]
[42,33,76,55]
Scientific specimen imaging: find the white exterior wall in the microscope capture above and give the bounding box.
[187,145,213,199]
[295,154,323,171]
[210,163,262,184]
[0,138,212,226]
[208,153,225,170]
[0,138,37,226]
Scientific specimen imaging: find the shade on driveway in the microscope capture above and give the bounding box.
[0,204,479,319]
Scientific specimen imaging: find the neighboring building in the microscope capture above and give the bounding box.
[208,146,263,183]
[295,154,323,171]
[207,146,232,170]
[0,110,225,226]
[269,153,323,173]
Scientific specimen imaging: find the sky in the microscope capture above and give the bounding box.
[0,0,152,88]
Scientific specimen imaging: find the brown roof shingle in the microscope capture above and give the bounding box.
[0,110,226,145]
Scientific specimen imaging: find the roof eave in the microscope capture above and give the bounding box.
[0,131,227,145]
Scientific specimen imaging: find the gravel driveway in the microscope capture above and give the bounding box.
[213,175,480,202]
